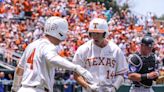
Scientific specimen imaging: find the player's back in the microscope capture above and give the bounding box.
[18,38,57,91]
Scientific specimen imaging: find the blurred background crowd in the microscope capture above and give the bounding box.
[0,0,163,92]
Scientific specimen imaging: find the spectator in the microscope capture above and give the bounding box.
[64,74,77,92]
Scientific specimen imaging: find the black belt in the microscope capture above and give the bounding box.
[134,85,142,87]
[22,85,49,92]
[134,84,150,88]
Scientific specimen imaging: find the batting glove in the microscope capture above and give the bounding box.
[110,87,116,92]
[75,65,94,83]
[11,86,19,92]
[103,86,116,92]
[87,83,99,92]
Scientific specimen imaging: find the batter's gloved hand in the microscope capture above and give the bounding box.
[87,83,99,92]
[75,65,94,83]
[11,86,19,92]
[103,86,116,92]
[110,87,116,92]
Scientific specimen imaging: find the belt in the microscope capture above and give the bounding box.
[134,84,150,88]
[134,85,142,87]
[22,85,49,92]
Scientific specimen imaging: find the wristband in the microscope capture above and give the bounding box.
[141,74,148,81]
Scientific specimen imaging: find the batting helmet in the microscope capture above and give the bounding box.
[44,16,68,40]
[141,36,154,47]
[88,18,108,38]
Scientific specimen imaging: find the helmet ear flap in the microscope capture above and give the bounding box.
[89,32,106,38]
[103,32,106,38]
[89,33,91,37]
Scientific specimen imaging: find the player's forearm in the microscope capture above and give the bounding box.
[129,71,160,82]
[128,73,141,82]
[12,67,24,91]
[73,73,89,89]
[16,66,24,76]
[50,55,94,83]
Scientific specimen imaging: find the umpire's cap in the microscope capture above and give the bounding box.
[141,36,154,47]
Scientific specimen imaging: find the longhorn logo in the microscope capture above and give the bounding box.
[93,22,98,29]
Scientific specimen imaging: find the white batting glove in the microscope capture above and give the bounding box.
[11,85,20,92]
[87,83,99,92]
[75,65,94,83]
[103,86,116,92]
[110,87,116,92]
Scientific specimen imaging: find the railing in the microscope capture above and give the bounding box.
[0,47,22,67]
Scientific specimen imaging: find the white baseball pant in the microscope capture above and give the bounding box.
[18,86,47,92]
[129,86,154,92]
[83,85,114,92]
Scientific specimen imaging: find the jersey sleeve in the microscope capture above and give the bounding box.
[42,44,58,62]
[17,50,27,69]
[115,48,128,75]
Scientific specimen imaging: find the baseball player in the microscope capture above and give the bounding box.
[11,16,97,92]
[128,35,159,92]
[73,18,128,92]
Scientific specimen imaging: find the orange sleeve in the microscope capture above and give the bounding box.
[159,29,164,34]
[0,5,6,14]
[59,50,65,57]
[22,43,27,50]
[15,39,21,45]
[23,1,32,12]
[53,11,61,17]
[135,26,142,32]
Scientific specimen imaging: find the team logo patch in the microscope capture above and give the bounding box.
[51,23,58,31]
[93,22,98,29]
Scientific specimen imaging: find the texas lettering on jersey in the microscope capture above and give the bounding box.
[85,56,116,79]
[85,57,116,68]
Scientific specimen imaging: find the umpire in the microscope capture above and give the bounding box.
[128,34,159,92]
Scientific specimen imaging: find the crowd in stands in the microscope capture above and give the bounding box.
[0,0,164,91]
